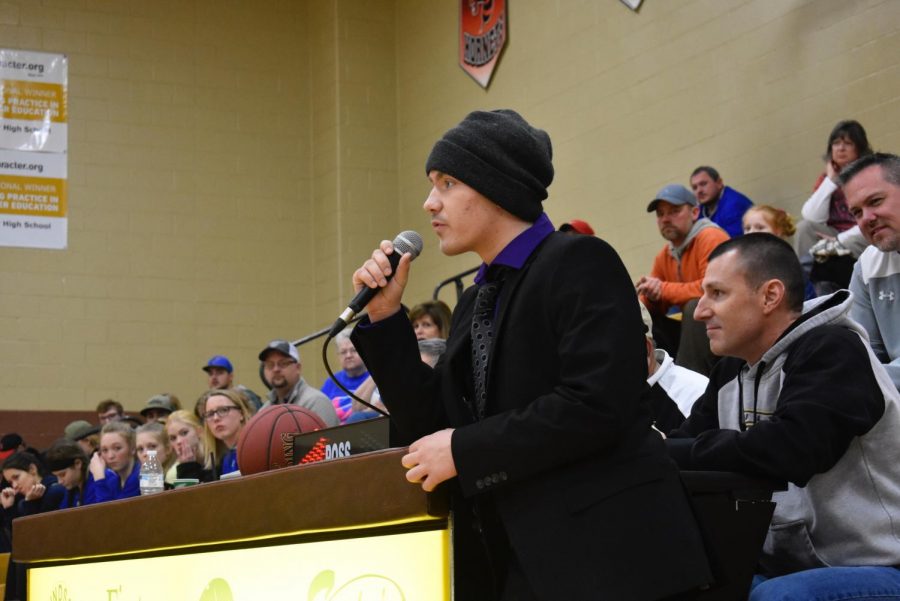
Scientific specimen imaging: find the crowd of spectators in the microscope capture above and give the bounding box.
[0,302,451,598]
[0,300,452,500]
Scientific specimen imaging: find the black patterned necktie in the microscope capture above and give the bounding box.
[471,272,504,420]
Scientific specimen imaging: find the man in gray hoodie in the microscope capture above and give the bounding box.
[637,183,729,375]
[668,233,900,601]
[843,153,900,394]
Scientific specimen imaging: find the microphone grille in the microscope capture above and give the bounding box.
[393,230,424,260]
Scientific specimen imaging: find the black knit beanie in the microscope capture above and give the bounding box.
[424,109,554,222]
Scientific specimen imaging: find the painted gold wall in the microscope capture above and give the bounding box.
[1,0,899,416]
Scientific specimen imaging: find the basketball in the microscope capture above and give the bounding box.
[236,405,327,475]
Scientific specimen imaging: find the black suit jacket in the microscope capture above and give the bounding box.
[353,232,711,601]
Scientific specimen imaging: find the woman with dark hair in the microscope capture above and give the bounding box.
[2,451,66,601]
[1,452,65,515]
[796,119,873,294]
[45,439,93,508]
[408,300,452,340]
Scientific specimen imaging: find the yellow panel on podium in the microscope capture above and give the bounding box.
[13,449,451,600]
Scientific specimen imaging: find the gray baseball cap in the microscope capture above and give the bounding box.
[258,339,300,363]
[647,184,698,212]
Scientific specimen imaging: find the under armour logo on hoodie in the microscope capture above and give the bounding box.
[879,290,896,302]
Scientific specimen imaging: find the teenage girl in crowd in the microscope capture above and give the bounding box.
[1,452,65,516]
[45,440,93,508]
[135,422,177,486]
[166,410,216,482]
[88,421,140,502]
[201,389,253,477]
[2,452,66,601]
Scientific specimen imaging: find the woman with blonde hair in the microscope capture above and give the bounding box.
[166,410,216,482]
[201,389,253,477]
[87,421,140,503]
[135,422,177,485]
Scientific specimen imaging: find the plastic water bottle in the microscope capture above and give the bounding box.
[139,449,165,495]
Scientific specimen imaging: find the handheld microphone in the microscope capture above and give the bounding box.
[328,231,424,337]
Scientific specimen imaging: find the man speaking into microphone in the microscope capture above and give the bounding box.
[350,110,710,601]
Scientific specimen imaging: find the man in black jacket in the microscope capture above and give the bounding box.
[351,109,710,601]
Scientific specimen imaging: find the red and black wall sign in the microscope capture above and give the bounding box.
[459,0,507,88]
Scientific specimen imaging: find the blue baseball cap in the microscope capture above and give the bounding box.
[647,184,698,212]
[203,355,233,373]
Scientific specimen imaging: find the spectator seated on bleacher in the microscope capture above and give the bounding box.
[348,338,449,424]
[258,339,338,427]
[690,165,754,238]
[636,184,730,376]
[744,205,816,300]
[638,301,708,432]
[201,354,263,411]
[408,300,452,340]
[795,119,872,295]
[166,410,216,483]
[139,393,179,423]
[320,330,370,424]
[45,439,92,509]
[0,435,25,464]
[558,218,596,236]
[742,205,796,239]
[666,234,900,600]
[87,421,140,504]
[843,153,900,394]
[201,389,255,478]
[348,300,452,424]
[1,451,66,601]
[135,422,176,486]
[64,420,100,457]
[96,398,124,425]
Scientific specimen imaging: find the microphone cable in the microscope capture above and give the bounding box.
[321,328,389,418]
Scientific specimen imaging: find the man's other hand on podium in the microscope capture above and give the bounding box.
[401,428,457,492]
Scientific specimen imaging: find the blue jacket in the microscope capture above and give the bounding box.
[84,462,140,504]
[58,478,96,509]
[700,186,753,238]
[1,475,66,526]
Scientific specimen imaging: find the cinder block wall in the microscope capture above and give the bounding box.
[394,0,900,294]
[2,0,900,424]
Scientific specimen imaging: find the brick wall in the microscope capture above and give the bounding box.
[394,0,900,288]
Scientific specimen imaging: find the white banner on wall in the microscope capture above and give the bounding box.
[0,48,68,249]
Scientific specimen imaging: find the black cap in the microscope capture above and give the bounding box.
[425,109,554,222]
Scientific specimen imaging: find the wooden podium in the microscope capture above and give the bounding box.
[13,449,451,600]
[13,443,783,601]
